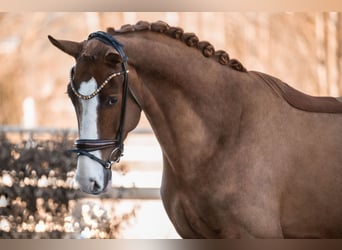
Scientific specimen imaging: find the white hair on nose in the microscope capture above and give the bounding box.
[79,78,100,140]
[76,77,104,191]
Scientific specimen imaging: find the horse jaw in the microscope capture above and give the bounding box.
[75,78,110,194]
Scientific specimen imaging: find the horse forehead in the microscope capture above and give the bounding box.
[78,78,99,139]
[83,39,112,56]
[78,77,97,95]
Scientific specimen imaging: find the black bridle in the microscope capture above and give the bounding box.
[69,31,141,169]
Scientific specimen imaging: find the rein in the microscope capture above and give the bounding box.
[69,31,141,169]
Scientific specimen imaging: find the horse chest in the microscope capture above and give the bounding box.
[160,162,225,238]
[161,189,223,238]
[160,159,245,238]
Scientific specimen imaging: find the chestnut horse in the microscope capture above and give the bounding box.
[49,21,342,238]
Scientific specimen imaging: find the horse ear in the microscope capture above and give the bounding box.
[48,35,82,58]
[105,51,122,65]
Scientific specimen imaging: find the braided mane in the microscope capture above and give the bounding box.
[107,20,247,72]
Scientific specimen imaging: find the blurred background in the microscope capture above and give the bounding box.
[0,12,342,238]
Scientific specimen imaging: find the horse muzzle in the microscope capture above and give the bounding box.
[71,139,122,194]
[76,154,113,194]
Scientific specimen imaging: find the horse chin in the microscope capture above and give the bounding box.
[102,168,112,193]
[103,179,112,192]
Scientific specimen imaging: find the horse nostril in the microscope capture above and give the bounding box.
[89,179,102,193]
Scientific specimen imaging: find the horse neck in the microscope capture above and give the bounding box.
[120,32,247,173]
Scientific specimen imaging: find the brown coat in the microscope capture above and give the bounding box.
[49,21,342,238]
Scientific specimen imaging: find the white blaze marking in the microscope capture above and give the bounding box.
[76,78,104,191]
[79,78,99,140]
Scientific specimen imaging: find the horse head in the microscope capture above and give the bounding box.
[48,32,142,194]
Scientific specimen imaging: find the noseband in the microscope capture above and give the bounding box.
[69,31,141,169]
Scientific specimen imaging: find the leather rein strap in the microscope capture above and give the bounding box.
[69,31,139,169]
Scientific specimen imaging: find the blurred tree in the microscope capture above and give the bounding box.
[0,67,26,124]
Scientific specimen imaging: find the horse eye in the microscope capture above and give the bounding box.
[106,96,118,106]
